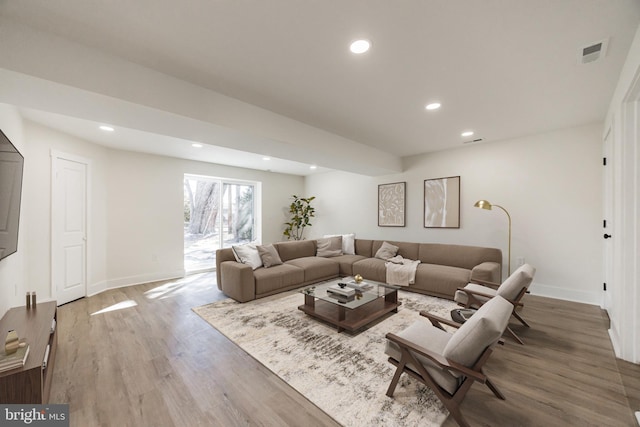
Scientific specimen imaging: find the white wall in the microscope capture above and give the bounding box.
[103,149,304,290]
[307,123,603,304]
[6,120,303,308]
[0,104,26,315]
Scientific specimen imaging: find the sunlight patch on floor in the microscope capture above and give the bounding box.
[144,274,209,300]
[91,300,138,315]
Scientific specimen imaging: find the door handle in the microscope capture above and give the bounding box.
[604,234,612,239]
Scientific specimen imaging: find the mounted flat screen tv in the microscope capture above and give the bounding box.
[0,129,24,261]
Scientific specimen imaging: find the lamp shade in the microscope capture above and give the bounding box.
[474,200,493,210]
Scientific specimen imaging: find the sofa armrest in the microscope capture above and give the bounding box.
[216,248,237,290]
[471,261,501,284]
[219,261,256,302]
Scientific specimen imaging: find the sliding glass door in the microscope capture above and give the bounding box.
[184,174,258,272]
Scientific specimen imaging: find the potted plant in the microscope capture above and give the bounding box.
[283,195,316,240]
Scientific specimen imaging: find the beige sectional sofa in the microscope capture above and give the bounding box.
[216,238,502,303]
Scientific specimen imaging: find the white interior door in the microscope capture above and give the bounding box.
[52,155,87,305]
[602,128,613,310]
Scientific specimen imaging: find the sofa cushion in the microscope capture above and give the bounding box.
[375,241,399,260]
[352,258,387,282]
[324,233,356,255]
[316,236,343,257]
[330,254,367,276]
[418,243,502,270]
[254,264,305,296]
[286,256,339,282]
[373,240,419,260]
[354,239,374,257]
[274,240,316,262]
[231,244,263,270]
[414,264,471,298]
[257,244,283,268]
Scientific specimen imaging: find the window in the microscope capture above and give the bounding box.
[184,174,260,272]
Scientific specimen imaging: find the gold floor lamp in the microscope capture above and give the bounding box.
[474,200,511,275]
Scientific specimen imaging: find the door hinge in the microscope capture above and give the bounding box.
[603,157,607,166]
[603,283,607,291]
[603,219,607,228]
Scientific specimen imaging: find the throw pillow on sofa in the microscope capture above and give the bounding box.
[375,241,399,260]
[316,236,343,257]
[323,233,356,255]
[257,244,283,268]
[231,244,263,270]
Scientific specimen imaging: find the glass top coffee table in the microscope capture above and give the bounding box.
[298,277,400,333]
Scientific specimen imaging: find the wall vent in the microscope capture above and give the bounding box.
[579,39,608,64]
[463,138,483,144]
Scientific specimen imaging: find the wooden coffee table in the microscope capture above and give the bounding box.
[298,278,400,333]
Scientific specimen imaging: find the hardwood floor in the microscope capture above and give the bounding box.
[49,273,640,426]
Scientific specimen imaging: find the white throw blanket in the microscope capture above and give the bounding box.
[385,255,421,287]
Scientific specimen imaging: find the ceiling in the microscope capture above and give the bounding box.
[1,0,639,175]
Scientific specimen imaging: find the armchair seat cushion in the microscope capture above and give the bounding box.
[454,283,497,306]
[384,321,460,394]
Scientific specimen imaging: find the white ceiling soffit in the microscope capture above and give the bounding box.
[18,107,332,176]
[0,1,639,175]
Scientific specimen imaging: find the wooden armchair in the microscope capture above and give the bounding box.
[454,264,536,344]
[385,295,513,427]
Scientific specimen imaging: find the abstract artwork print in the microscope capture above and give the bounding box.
[424,176,460,228]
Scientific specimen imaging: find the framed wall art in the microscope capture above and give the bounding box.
[424,176,460,228]
[378,182,406,227]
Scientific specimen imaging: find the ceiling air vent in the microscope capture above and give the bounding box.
[463,138,483,144]
[579,39,608,64]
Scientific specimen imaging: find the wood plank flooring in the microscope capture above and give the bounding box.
[49,273,640,426]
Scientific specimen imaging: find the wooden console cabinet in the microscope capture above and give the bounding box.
[0,301,58,403]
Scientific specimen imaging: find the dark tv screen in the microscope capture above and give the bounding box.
[0,129,24,261]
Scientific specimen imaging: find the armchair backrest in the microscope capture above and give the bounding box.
[443,295,512,368]
[496,264,536,301]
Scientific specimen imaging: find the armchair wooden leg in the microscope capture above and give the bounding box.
[386,359,406,397]
[485,378,506,400]
[447,405,471,427]
[512,311,530,327]
[505,326,524,345]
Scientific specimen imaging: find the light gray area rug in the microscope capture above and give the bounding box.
[193,290,459,427]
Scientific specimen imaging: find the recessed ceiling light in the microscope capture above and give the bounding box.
[425,103,441,111]
[350,39,371,54]
[191,143,203,148]
[263,157,271,161]
[99,125,114,132]
[309,165,317,170]
[461,131,474,137]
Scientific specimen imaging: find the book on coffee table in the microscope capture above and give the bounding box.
[327,285,356,297]
[327,293,355,303]
[346,281,373,291]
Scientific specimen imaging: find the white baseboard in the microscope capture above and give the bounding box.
[608,327,622,359]
[87,280,108,297]
[88,270,185,297]
[528,281,600,305]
